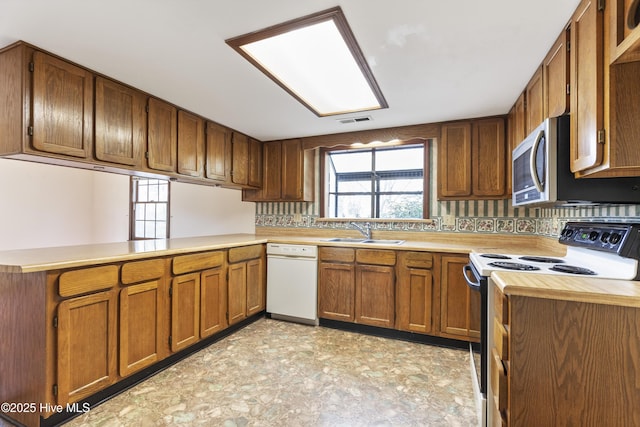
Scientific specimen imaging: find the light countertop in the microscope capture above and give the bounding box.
[0,232,565,273]
[492,271,640,308]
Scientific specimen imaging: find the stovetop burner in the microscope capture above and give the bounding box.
[480,254,512,259]
[519,256,565,264]
[488,261,541,271]
[549,265,597,275]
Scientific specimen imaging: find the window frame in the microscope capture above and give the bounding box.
[129,177,171,240]
[320,139,430,219]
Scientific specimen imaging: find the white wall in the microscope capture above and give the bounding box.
[0,159,256,251]
[170,182,255,238]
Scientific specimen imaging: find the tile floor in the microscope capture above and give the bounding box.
[2,318,479,426]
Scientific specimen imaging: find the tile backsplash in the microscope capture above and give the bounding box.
[254,144,640,237]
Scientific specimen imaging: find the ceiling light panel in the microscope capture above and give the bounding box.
[226,7,387,117]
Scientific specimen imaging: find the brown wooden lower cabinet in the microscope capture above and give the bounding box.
[396,251,434,334]
[200,267,228,338]
[490,282,640,426]
[56,290,118,405]
[440,254,480,341]
[170,272,201,352]
[355,264,395,327]
[227,245,266,325]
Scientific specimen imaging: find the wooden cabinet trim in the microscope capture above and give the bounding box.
[228,245,263,263]
[172,251,225,275]
[319,247,355,263]
[58,265,119,297]
[121,258,166,284]
[355,249,396,266]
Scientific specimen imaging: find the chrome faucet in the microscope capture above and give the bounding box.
[349,221,372,240]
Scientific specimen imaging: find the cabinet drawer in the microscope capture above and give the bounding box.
[228,245,263,263]
[493,318,509,361]
[401,251,433,269]
[356,249,396,266]
[122,258,166,284]
[319,247,355,263]
[173,251,225,275]
[493,285,509,324]
[491,348,508,413]
[59,265,119,297]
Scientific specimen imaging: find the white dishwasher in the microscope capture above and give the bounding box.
[266,243,318,325]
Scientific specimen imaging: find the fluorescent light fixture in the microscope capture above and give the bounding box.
[226,7,387,117]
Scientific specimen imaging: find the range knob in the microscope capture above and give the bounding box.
[600,232,611,243]
[609,233,622,244]
[589,231,599,241]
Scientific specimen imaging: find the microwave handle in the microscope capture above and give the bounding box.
[529,130,545,192]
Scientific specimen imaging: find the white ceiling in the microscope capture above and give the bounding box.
[1,0,581,142]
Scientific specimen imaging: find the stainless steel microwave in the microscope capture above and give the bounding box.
[512,115,640,207]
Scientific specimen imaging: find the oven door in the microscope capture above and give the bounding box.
[463,262,487,426]
[512,119,549,206]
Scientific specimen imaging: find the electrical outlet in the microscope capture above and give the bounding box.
[442,215,456,227]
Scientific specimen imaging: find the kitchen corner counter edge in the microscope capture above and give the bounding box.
[492,271,640,308]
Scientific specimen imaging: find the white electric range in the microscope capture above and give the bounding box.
[465,221,640,426]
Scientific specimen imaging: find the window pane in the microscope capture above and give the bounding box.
[336,180,371,193]
[135,220,145,238]
[335,195,371,218]
[135,204,145,220]
[379,194,423,218]
[158,182,169,202]
[145,221,155,238]
[148,183,159,202]
[137,182,148,201]
[329,150,372,172]
[156,204,167,220]
[376,146,423,171]
[155,221,167,238]
[379,178,423,192]
[145,204,156,221]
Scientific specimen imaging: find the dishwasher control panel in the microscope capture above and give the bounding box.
[266,243,318,258]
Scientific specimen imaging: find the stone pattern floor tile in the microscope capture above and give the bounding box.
[1,318,479,426]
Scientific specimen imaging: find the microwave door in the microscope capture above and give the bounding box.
[529,129,546,192]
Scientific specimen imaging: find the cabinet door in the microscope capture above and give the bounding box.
[438,122,472,198]
[56,290,117,404]
[246,257,265,316]
[147,97,177,172]
[570,0,605,172]
[544,28,570,118]
[231,132,249,185]
[95,77,146,166]
[281,139,304,200]
[200,267,227,338]
[355,264,395,328]
[205,121,231,182]
[227,262,247,325]
[170,273,200,352]
[248,138,263,188]
[119,280,163,376]
[262,141,283,199]
[440,255,480,341]
[397,267,433,334]
[177,110,204,177]
[525,66,544,135]
[318,262,355,322]
[472,118,506,197]
[31,51,93,158]
[514,92,527,144]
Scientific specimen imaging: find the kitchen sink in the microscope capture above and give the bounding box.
[361,239,405,245]
[325,238,405,245]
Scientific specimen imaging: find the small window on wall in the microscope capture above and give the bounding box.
[130,177,170,240]
[323,142,427,219]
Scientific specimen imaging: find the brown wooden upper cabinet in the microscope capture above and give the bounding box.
[205,121,232,183]
[242,138,314,202]
[177,110,205,177]
[147,97,177,173]
[543,26,570,118]
[95,77,146,167]
[28,49,94,159]
[525,66,544,135]
[609,0,640,63]
[438,117,507,200]
[570,0,605,173]
[230,132,262,188]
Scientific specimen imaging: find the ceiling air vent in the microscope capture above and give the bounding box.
[337,115,372,124]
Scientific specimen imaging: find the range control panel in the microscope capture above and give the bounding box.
[559,222,640,259]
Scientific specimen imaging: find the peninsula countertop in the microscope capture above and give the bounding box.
[0,231,565,273]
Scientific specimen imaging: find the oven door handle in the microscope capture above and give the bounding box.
[463,264,481,291]
[529,129,545,192]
